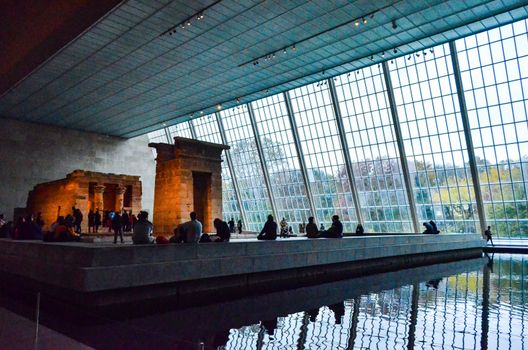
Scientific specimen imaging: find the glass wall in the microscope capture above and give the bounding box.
[455,19,528,238]
[389,43,478,233]
[147,18,528,238]
[334,65,413,232]
[288,83,358,231]
[167,122,192,139]
[191,115,242,222]
[219,105,272,232]
[251,94,312,229]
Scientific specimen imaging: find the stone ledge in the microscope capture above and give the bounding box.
[0,234,484,295]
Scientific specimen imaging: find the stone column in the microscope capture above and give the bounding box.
[94,185,105,211]
[115,186,126,212]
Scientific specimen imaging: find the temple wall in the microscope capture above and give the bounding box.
[0,118,155,222]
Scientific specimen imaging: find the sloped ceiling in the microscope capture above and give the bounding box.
[1,0,527,138]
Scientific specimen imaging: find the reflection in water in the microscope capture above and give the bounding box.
[225,254,527,349]
[1,255,526,349]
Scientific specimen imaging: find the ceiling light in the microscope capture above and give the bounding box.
[197,13,204,20]
[391,19,397,29]
[354,20,360,27]
[381,52,385,57]
[283,48,287,54]
[393,48,397,54]
[236,97,241,103]
[186,21,192,26]
[200,111,204,115]
[292,45,296,51]
[216,104,222,110]
[362,18,367,24]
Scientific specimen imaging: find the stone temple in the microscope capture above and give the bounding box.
[26,170,142,232]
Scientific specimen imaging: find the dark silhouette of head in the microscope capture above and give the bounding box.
[190,212,197,220]
[332,215,339,222]
[213,218,221,228]
[267,215,273,221]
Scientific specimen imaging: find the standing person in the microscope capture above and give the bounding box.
[257,215,277,240]
[131,213,138,231]
[279,218,288,238]
[35,212,45,229]
[180,212,202,243]
[74,208,83,234]
[94,209,101,233]
[128,210,134,232]
[237,219,243,234]
[484,226,494,246]
[121,210,130,232]
[88,209,95,233]
[320,215,343,238]
[112,212,124,244]
[132,211,154,244]
[228,218,235,233]
[299,222,306,235]
[107,211,114,232]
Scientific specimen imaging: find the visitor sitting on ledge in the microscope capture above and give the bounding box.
[14,214,43,240]
[257,215,277,240]
[305,217,319,238]
[44,216,80,242]
[199,219,230,243]
[180,212,202,243]
[422,221,439,234]
[319,215,343,238]
[355,224,365,236]
[132,211,154,244]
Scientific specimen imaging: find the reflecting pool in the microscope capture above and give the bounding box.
[1,254,527,349]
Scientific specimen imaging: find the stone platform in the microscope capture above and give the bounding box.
[0,234,484,307]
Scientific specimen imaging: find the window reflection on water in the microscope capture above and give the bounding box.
[224,254,526,350]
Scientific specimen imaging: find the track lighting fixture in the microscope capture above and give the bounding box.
[355,21,360,27]
[362,18,367,24]
[393,48,397,54]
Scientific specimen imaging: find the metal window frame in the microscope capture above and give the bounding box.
[215,112,248,227]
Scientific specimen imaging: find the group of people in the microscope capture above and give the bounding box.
[257,215,345,240]
[422,220,440,234]
[227,218,243,234]
[0,213,45,240]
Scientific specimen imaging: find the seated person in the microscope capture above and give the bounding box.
[170,225,185,243]
[210,218,230,242]
[132,211,155,244]
[45,216,80,242]
[257,215,277,240]
[305,217,319,238]
[355,223,365,235]
[429,220,440,234]
[179,212,202,243]
[320,215,343,238]
[15,215,43,240]
[422,221,435,234]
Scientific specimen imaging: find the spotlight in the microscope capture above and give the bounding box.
[390,60,393,64]
[356,70,359,74]
[169,31,172,36]
[391,19,397,29]
[362,18,367,24]
[186,21,191,26]
[272,53,276,58]
[292,45,296,51]
[381,52,385,57]
[393,48,397,54]
[283,48,287,54]
[416,53,420,57]
[200,111,204,115]
[408,55,411,60]
[197,13,204,20]
[347,73,351,77]
[423,51,427,56]
[355,20,359,27]
[430,48,434,53]
[236,97,241,103]
[265,89,269,93]
[370,55,374,60]
[322,70,326,75]
[180,24,185,29]
[216,104,222,110]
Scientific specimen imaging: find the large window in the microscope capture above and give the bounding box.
[251,94,312,229]
[334,65,413,233]
[192,115,241,222]
[289,83,357,231]
[220,105,272,231]
[146,19,528,238]
[390,43,478,233]
[455,19,528,238]
[167,122,192,140]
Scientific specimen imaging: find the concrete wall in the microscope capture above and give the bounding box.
[0,118,155,221]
